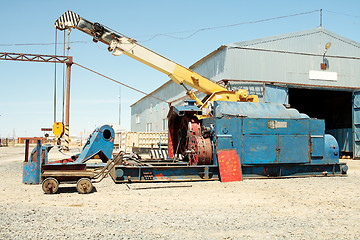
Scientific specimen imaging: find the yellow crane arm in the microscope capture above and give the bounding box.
[54,11,258,107]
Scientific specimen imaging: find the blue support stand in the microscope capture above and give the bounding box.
[23,140,42,184]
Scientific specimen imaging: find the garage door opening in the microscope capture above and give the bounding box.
[288,88,353,155]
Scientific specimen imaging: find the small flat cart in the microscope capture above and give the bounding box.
[41,151,124,194]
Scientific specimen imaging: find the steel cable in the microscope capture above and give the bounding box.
[72,62,170,104]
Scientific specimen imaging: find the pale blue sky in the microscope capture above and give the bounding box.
[0,0,359,137]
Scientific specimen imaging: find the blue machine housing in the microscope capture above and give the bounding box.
[75,124,115,163]
[110,101,347,183]
[202,101,344,177]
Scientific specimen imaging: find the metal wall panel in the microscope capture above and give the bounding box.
[242,118,309,135]
[242,135,277,164]
[353,92,360,158]
[191,28,360,89]
[189,47,227,82]
[310,119,325,157]
[278,135,310,163]
[131,81,185,132]
[326,128,352,153]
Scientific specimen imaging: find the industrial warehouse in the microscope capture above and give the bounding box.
[131,27,360,158]
[1,5,360,240]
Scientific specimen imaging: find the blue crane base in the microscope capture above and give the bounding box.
[110,162,348,183]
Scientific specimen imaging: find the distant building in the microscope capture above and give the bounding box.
[18,137,47,144]
[110,123,128,148]
[131,28,360,157]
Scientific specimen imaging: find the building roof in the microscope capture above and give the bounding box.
[190,27,360,69]
[132,28,360,106]
[130,80,173,107]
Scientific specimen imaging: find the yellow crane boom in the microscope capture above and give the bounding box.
[54,11,258,109]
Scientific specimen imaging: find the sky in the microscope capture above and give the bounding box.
[0,0,359,138]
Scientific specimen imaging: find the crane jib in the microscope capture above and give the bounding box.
[54,10,259,107]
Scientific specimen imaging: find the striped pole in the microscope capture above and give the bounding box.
[64,125,70,150]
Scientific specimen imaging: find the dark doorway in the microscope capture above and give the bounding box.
[288,88,352,154]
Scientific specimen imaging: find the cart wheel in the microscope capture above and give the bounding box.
[42,177,59,194]
[76,178,93,194]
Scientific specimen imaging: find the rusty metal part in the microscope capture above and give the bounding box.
[176,116,192,156]
[42,177,59,194]
[187,135,212,165]
[176,115,213,165]
[24,139,29,162]
[0,52,72,64]
[220,79,360,91]
[131,185,193,190]
[92,151,125,183]
[76,178,93,194]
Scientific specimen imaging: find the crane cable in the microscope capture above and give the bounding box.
[72,62,170,104]
[62,30,66,123]
[54,29,57,123]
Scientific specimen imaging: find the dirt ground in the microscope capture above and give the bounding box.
[0,146,359,239]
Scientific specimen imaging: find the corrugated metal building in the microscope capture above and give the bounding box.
[131,27,360,157]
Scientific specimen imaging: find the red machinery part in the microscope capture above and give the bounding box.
[187,135,213,165]
[168,114,213,165]
[183,116,212,165]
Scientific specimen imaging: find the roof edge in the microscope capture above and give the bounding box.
[130,80,172,107]
[189,45,226,69]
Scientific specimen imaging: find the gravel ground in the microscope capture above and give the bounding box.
[0,146,359,239]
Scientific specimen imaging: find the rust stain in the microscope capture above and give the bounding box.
[154,173,169,180]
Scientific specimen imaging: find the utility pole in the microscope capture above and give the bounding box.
[320,9,323,28]
[64,56,73,150]
[118,87,121,125]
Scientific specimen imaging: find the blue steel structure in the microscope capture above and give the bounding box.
[110,101,348,183]
[22,115,347,185]
[75,125,115,163]
[22,125,115,185]
[23,140,52,184]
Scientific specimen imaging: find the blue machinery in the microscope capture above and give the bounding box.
[24,103,348,188]
[23,125,116,189]
[110,101,348,183]
[75,125,115,164]
[45,11,347,185]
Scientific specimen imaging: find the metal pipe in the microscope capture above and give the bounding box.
[64,57,73,150]
[24,139,29,162]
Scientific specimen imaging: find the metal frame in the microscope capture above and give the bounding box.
[110,162,347,183]
[0,52,72,64]
[0,52,73,150]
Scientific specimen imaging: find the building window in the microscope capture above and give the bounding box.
[156,104,158,111]
[162,118,168,131]
[146,123,152,132]
[136,115,140,124]
[150,104,153,113]
[162,102,166,109]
